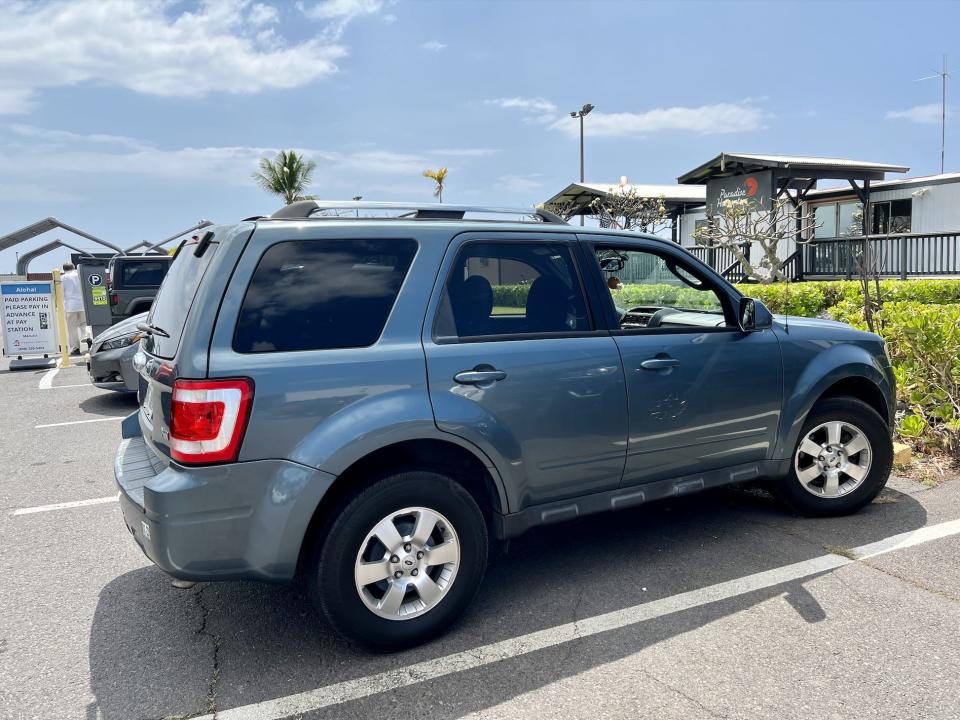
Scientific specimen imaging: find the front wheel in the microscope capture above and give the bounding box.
[308,470,488,650]
[773,397,893,517]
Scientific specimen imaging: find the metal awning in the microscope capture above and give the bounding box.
[678,153,909,185]
[0,217,124,254]
[542,182,706,216]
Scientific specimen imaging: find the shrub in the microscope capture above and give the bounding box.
[734,279,960,318]
[831,301,960,453]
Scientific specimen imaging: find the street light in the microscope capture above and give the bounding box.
[570,103,594,225]
[352,195,362,217]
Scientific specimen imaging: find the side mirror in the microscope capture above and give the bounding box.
[738,297,773,331]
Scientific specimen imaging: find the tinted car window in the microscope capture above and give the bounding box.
[146,242,219,359]
[234,239,417,353]
[435,242,590,340]
[120,260,168,287]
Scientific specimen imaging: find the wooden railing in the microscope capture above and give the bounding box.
[687,232,960,281]
[804,232,960,279]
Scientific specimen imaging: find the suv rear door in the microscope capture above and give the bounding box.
[423,232,628,511]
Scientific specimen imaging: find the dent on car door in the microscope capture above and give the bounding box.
[583,240,783,486]
[422,235,628,511]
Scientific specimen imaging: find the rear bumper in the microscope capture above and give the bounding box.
[114,436,336,582]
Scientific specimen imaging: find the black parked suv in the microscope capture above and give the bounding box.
[107,254,172,322]
[115,202,895,649]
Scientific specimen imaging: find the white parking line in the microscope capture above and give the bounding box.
[37,368,58,389]
[11,495,118,516]
[35,416,124,429]
[199,518,960,720]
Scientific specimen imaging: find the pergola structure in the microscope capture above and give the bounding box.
[677,153,910,277]
[0,217,212,274]
[542,181,707,242]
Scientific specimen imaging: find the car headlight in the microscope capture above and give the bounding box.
[99,333,143,351]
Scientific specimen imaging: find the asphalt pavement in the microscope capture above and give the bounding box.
[2,358,959,720]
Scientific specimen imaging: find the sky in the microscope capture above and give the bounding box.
[1,0,959,272]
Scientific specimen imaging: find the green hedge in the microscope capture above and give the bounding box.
[734,279,960,316]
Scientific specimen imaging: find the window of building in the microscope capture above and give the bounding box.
[435,242,590,340]
[813,198,912,238]
[233,239,417,353]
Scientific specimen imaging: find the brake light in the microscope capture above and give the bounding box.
[110,292,119,306]
[169,378,253,464]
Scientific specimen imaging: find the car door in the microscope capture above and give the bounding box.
[422,233,628,511]
[579,236,783,486]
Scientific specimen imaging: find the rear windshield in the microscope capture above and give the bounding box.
[144,242,219,359]
[118,259,169,287]
[233,239,417,353]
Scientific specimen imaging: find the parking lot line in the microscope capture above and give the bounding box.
[199,518,960,720]
[11,495,118,516]
[35,417,124,429]
[37,368,58,389]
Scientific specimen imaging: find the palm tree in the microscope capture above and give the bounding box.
[252,150,317,205]
[423,167,448,202]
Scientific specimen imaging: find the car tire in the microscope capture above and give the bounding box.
[773,397,892,517]
[308,470,488,650]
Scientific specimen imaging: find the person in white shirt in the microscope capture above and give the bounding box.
[61,263,89,355]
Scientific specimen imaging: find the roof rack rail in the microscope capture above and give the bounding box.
[267,200,567,225]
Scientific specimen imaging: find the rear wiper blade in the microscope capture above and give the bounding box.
[136,322,170,338]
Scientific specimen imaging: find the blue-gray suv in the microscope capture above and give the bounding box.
[115,201,894,649]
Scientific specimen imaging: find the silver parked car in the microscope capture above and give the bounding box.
[87,312,147,392]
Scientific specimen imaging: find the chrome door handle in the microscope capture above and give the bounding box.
[640,358,680,371]
[454,369,507,384]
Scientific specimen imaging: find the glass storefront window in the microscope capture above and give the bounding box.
[837,202,864,237]
[814,205,837,238]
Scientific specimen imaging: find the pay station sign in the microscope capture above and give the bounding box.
[1,282,58,356]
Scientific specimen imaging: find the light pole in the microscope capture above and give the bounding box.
[352,195,362,217]
[570,103,594,225]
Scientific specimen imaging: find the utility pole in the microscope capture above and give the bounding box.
[918,55,949,173]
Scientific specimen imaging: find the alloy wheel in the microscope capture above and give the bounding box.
[794,420,872,498]
[354,506,460,620]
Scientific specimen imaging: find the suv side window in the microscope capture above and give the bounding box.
[234,238,417,353]
[594,246,731,330]
[435,242,590,341]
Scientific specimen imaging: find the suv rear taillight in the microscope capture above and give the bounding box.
[169,378,253,464]
[110,292,118,306]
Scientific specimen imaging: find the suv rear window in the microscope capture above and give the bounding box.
[119,260,169,287]
[233,239,417,353]
[145,242,219,359]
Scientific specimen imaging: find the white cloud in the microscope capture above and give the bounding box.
[248,2,280,25]
[0,124,440,185]
[486,97,559,125]
[487,97,558,114]
[549,103,767,137]
[0,0,373,114]
[497,174,544,194]
[420,41,447,52]
[296,0,386,39]
[886,103,950,124]
[427,148,499,157]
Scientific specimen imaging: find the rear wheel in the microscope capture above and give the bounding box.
[773,397,892,516]
[309,470,488,650]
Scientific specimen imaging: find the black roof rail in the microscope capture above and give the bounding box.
[266,200,567,225]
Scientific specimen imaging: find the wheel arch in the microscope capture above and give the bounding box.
[296,437,505,574]
[776,350,893,460]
